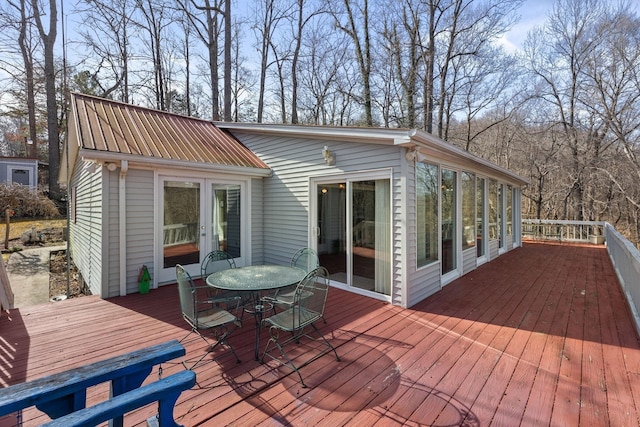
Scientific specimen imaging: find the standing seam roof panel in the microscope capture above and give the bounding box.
[70,92,270,170]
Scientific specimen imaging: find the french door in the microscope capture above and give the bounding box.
[157,177,244,283]
[313,175,391,298]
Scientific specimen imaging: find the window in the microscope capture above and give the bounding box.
[489,179,498,240]
[417,162,439,267]
[462,172,475,250]
[476,177,485,257]
[506,185,513,238]
[441,169,457,274]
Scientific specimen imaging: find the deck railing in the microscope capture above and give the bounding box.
[522,219,605,243]
[604,223,640,336]
[522,219,640,336]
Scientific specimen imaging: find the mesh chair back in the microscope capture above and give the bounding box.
[176,264,197,326]
[290,248,320,273]
[201,250,236,278]
[294,267,329,330]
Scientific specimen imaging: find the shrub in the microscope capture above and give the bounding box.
[0,184,60,219]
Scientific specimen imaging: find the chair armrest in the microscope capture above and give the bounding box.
[208,295,241,304]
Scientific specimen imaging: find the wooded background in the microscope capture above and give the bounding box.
[1,0,639,245]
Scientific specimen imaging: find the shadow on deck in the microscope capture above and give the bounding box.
[1,242,639,426]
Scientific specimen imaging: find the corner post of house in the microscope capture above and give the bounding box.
[119,160,129,296]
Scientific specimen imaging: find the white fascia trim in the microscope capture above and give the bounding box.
[79,150,272,178]
[411,131,529,187]
[216,122,415,146]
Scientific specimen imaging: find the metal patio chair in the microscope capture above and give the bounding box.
[201,250,237,278]
[176,264,241,370]
[290,247,320,273]
[201,250,241,312]
[266,248,321,309]
[260,266,340,388]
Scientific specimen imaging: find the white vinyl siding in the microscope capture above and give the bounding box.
[489,239,500,260]
[103,168,155,297]
[124,169,155,294]
[68,161,103,296]
[233,131,404,303]
[251,177,264,265]
[106,169,118,296]
[462,248,477,274]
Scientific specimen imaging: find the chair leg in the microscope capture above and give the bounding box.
[261,336,307,388]
[181,326,241,370]
[311,323,340,361]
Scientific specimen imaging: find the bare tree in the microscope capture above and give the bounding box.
[289,0,325,124]
[331,0,374,126]
[297,17,349,125]
[179,0,224,120]
[31,0,61,199]
[584,6,640,237]
[251,0,289,123]
[4,0,39,158]
[76,0,137,102]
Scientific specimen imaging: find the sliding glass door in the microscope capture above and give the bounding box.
[315,176,391,297]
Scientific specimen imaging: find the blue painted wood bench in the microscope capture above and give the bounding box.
[0,339,191,426]
[41,370,195,427]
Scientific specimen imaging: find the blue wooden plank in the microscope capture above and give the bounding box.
[41,371,196,427]
[0,340,185,418]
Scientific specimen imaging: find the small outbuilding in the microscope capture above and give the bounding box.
[0,157,38,189]
[62,93,528,308]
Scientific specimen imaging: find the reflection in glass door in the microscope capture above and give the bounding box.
[441,169,457,275]
[317,182,346,282]
[316,178,391,296]
[163,180,201,269]
[210,184,241,258]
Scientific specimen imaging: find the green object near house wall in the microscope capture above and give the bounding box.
[138,265,151,294]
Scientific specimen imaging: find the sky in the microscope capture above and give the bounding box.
[501,0,640,53]
[500,0,555,52]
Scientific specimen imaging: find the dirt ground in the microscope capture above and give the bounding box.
[49,249,84,299]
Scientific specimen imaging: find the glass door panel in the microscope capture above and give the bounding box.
[316,178,391,296]
[163,180,201,269]
[477,177,485,257]
[441,169,456,275]
[317,183,347,283]
[210,184,241,258]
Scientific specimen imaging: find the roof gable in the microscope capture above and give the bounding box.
[67,93,269,171]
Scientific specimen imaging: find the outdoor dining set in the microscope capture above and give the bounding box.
[175,248,340,388]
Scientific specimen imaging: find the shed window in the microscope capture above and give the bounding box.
[417,162,439,267]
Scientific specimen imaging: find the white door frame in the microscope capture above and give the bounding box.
[309,169,393,303]
[155,174,249,284]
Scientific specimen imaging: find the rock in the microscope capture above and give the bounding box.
[20,227,44,244]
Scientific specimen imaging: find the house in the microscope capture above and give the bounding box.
[62,93,528,308]
[0,157,38,189]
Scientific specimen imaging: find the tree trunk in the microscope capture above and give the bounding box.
[32,0,61,199]
[17,0,37,158]
[222,0,231,121]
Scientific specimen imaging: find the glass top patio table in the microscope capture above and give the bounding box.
[206,265,307,360]
[205,265,306,292]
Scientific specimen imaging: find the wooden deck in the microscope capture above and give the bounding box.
[1,242,639,426]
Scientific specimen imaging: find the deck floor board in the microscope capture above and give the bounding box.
[1,242,639,426]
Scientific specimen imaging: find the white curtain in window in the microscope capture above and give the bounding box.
[374,179,391,294]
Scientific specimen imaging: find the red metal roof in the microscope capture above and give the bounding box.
[69,93,269,170]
